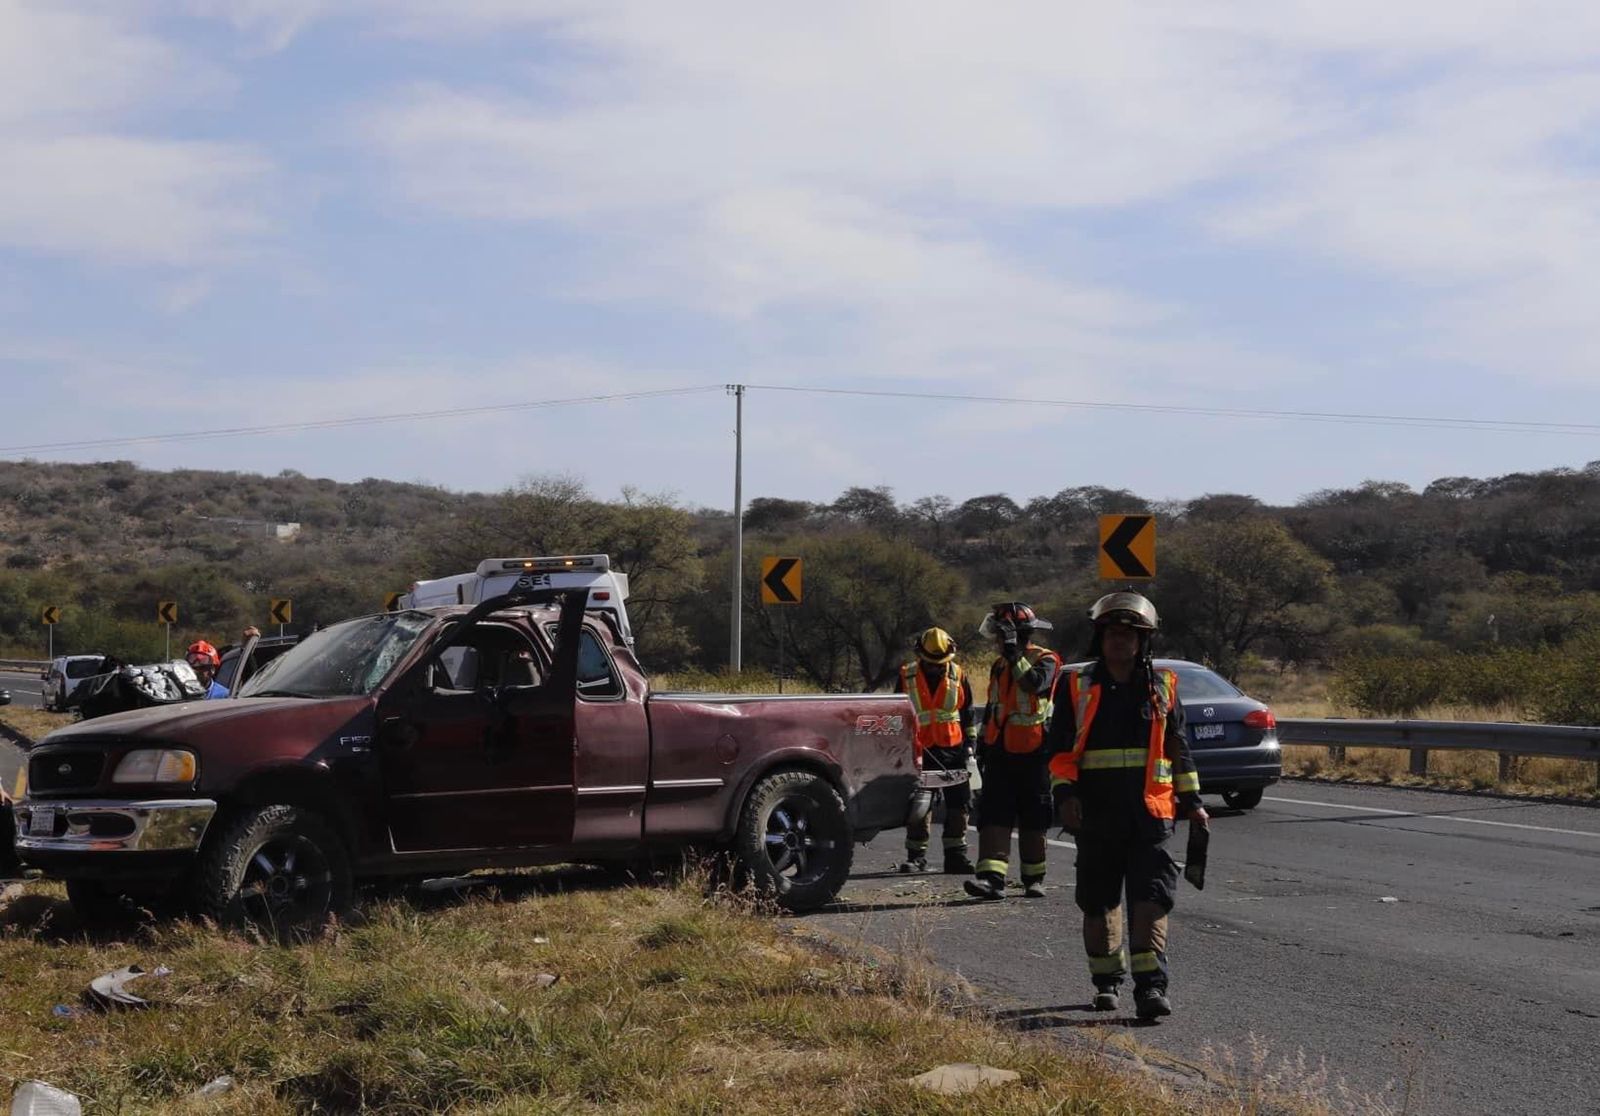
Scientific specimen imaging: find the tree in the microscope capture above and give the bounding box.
[743,497,816,534]
[1158,519,1332,677]
[952,494,1021,537]
[748,531,962,691]
[829,486,902,532]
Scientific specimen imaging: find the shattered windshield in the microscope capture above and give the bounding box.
[237,611,435,698]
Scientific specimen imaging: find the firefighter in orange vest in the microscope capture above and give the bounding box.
[1047,591,1207,1021]
[894,627,979,873]
[964,602,1063,901]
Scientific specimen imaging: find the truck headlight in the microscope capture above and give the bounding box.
[112,749,198,784]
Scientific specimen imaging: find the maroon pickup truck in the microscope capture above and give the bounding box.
[13,590,918,930]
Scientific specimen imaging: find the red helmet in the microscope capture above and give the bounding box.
[978,601,1053,638]
[186,640,220,668]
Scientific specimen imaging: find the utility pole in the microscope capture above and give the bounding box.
[729,384,745,672]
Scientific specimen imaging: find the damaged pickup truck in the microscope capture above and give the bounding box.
[14,591,919,930]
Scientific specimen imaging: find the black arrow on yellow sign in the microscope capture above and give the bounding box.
[269,598,293,625]
[760,556,803,605]
[384,592,403,612]
[40,606,61,625]
[1099,514,1156,580]
[157,601,178,625]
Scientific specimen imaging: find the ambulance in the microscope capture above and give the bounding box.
[400,554,634,647]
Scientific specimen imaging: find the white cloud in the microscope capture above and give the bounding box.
[360,2,1600,389]
[0,0,271,268]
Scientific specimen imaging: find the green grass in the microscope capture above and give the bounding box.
[0,874,1369,1115]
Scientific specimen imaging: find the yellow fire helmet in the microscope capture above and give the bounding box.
[915,626,958,663]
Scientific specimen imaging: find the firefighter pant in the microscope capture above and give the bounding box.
[1074,811,1179,992]
[974,749,1052,886]
[905,747,971,856]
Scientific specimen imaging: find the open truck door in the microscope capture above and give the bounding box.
[376,589,586,853]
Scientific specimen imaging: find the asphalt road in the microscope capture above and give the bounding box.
[805,783,1600,1116]
[0,669,44,795]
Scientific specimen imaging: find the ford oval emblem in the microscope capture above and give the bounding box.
[57,763,73,775]
[1202,707,1215,718]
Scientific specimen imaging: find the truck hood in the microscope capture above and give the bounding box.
[40,696,372,750]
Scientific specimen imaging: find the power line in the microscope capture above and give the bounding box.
[744,384,1600,436]
[0,385,727,455]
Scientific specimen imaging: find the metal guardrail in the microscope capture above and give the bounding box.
[1278,717,1600,787]
[0,659,46,673]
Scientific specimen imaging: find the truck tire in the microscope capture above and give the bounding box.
[194,805,352,938]
[733,770,852,912]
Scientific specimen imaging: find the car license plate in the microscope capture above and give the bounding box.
[1193,723,1226,741]
[29,806,56,837]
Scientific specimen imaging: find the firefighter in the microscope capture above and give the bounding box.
[1046,591,1207,1021]
[964,602,1062,901]
[894,627,979,874]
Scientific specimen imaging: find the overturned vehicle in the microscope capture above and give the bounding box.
[59,660,208,721]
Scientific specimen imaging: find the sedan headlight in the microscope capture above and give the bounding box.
[112,749,198,784]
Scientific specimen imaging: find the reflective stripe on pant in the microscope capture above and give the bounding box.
[976,826,1048,883]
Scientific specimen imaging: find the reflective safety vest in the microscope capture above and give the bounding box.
[983,645,1063,755]
[1048,665,1192,820]
[901,662,965,753]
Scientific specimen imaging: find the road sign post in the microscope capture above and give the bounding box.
[158,601,178,660]
[760,557,802,694]
[41,605,61,660]
[1098,514,1156,580]
[269,598,292,638]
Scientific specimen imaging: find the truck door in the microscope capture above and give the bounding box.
[377,592,585,853]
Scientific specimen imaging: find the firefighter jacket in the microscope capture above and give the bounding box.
[895,661,977,756]
[981,643,1063,755]
[1045,661,1202,820]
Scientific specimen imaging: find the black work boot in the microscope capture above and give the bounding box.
[1134,986,1172,1020]
[1022,877,1046,899]
[1092,986,1119,1012]
[963,872,1006,900]
[897,854,929,873]
[943,850,974,875]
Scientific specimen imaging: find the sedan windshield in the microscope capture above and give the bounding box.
[1171,665,1243,700]
[238,612,434,698]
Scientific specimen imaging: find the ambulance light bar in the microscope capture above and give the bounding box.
[478,554,611,576]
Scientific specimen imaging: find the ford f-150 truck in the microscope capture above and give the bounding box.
[13,590,918,930]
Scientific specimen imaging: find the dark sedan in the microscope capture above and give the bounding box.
[1158,658,1280,809]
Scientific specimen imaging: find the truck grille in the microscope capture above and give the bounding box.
[28,750,107,794]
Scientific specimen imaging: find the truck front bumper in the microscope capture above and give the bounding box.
[14,799,218,855]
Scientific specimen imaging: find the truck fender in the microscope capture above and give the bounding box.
[719,750,845,842]
[218,764,358,856]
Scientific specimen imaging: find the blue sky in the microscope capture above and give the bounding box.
[5,1,1600,511]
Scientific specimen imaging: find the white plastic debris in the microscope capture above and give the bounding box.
[1379,896,1400,904]
[11,1081,82,1116]
[194,1077,234,1097]
[88,965,156,1009]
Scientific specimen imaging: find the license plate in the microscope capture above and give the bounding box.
[29,806,56,837]
[1192,723,1226,741]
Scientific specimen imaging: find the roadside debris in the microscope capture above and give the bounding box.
[533,973,559,988]
[86,964,171,1010]
[907,1063,1021,1095]
[10,1080,82,1116]
[193,1077,234,1098]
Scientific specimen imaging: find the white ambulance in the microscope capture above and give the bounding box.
[400,554,635,647]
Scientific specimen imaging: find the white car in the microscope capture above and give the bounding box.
[41,655,107,711]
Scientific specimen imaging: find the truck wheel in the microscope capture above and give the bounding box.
[733,771,852,913]
[1221,787,1264,810]
[194,805,352,938]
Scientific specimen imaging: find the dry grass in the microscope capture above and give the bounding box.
[1,706,74,745]
[0,873,1386,1116]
